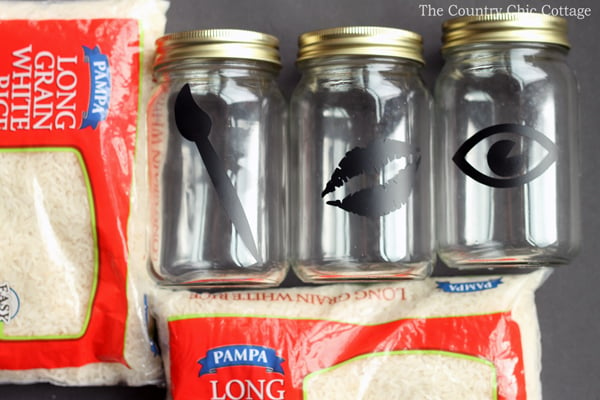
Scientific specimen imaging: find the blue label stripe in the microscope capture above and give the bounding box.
[436,278,503,293]
[81,46,111,129]
[198,345,285,376]
[9,288,20,320]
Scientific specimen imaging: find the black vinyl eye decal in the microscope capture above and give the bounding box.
[322,138,420,218]
[453,123,557,188]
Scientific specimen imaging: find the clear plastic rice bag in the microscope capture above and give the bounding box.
[151,269,549,399]
[0,0,169,386]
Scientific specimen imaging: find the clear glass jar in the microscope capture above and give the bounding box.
[290,26,434,282]
[434,14,580,269]
[147,29,288,287]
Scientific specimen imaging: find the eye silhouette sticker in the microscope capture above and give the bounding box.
[453,123,557,188]
[322,138,420,218]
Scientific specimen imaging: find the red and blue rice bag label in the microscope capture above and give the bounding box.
[0,18,140,369]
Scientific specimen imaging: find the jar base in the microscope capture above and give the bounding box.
[292,260,432,283]
[438,247,572,270]
[149,261,288,289]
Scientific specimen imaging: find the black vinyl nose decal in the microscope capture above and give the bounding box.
[453,123,557,188]
[322,138,420,218]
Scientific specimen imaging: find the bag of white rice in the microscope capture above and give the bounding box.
[0,0,169,386]
[151,269,549,400]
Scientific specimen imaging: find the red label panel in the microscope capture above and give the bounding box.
[168,313,526,399]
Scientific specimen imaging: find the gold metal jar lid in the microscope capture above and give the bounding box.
[153,29,281,71]
[297,26,424,64]
[442,13,570,51]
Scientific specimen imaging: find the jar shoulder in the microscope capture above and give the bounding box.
[152,74,286,108]
[435,56,578,105]
[292,69,431,105]
[436,48,577,88]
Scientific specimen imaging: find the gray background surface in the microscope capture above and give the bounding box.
[1,0,598,398]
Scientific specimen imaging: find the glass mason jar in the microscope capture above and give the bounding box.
[290,26,434,282]
[434,13,580,269]
[147,29,288,287]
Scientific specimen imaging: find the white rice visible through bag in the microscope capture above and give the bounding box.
[303,351,497,400]
[0,150,94,338]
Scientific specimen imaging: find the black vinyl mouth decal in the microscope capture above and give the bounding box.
[453,123,557,188]
[322,138,420,218]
